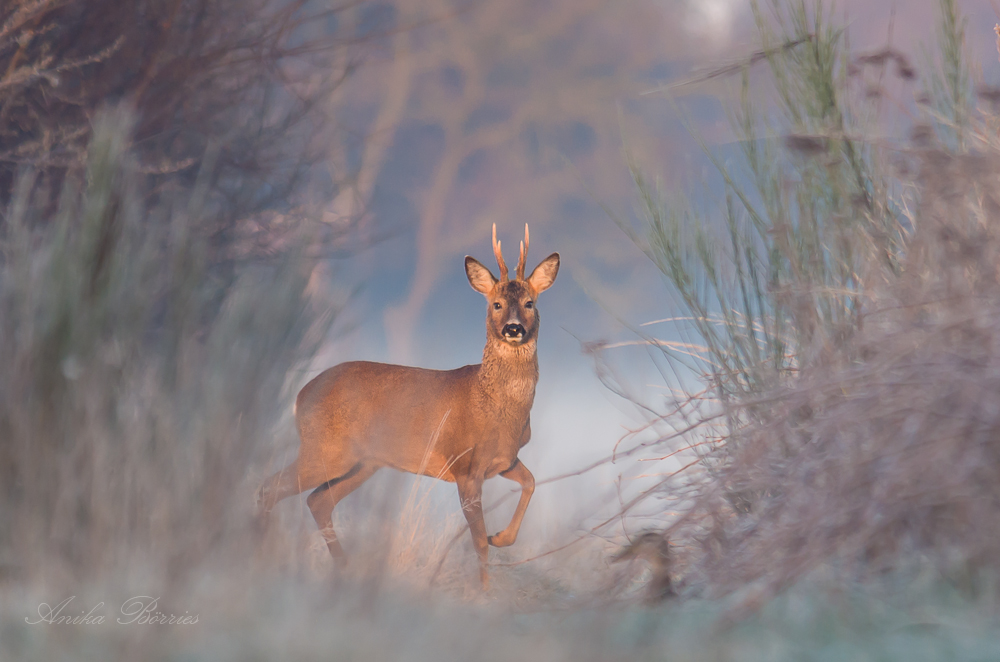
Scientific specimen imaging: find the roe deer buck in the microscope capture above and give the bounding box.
[256,224,559,589]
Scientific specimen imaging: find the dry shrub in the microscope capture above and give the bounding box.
[0,0,363,250]
[0,0,389,588]
[0,105,337,586]
[666,140,1000,604]
[615,0,1000,608]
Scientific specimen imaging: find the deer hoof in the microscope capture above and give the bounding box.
[488,532,513,548]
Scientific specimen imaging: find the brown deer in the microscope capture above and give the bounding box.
[256,224,559,588]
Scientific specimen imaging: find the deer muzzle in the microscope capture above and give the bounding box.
[502,323,526,341]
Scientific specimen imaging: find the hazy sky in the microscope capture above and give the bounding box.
[307,0,1000,545]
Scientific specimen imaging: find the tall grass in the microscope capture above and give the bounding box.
[622,0,1000,606]
[0,107,332,585]
[618,0,907,520]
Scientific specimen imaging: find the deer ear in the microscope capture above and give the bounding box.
[527,253,559,293]
[465,256,498,294]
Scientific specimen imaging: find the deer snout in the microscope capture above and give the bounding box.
[502,323,526,340]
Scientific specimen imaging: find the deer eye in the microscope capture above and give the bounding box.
[493,302,502,310]
[525,301,534,309]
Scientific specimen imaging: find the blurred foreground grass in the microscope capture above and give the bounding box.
[4,574,1000,661]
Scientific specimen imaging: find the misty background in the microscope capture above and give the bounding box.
[288,0,1000,547]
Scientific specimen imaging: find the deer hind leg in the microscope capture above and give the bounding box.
[457,474,490,590]
[256,459,304,517]
[306,462,378,562]
[488,459,534,548]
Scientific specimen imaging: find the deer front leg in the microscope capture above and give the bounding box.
[457,475,490,590]
[488,459,534,548]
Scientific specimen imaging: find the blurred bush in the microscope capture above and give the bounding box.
[0,0,360,260]
[0,107,334,584]
[0,0,372,586]
[626,0,1000,606]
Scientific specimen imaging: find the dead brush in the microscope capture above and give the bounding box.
[676,142,1000,604]
[0,0,367,259]
[616,0,1000,608]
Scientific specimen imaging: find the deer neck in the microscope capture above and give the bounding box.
[478,338,539,410]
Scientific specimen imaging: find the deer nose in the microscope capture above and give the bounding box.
[502,323,525,339]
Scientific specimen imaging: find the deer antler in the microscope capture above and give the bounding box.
[516,224,529,280]
[492,223,508,282]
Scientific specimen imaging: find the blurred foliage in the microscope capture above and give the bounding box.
[621,0,909,505]
[0,0,362,263]
[0,0,387,581]
[0,108,333,581]
[616,0,1000,613]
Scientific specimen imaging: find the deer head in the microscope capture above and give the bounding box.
[464,224,560,346]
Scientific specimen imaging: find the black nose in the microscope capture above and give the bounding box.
[502,323,525,338]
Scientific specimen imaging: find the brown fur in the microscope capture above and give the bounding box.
[257,225,559,589]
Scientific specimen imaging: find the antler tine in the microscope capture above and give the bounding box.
[492,223,508,281]
[516,223,529,280]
